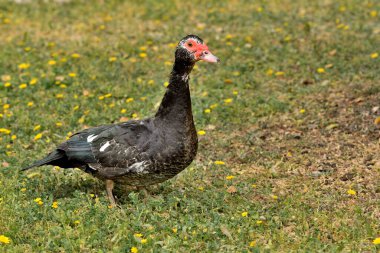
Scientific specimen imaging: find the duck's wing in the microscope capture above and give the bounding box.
[23,120,155,178]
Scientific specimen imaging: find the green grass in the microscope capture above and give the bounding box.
[1,0,379,252]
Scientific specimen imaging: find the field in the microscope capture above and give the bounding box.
[0,0,379,252]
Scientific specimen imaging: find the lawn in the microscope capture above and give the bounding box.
[0,0,379,252]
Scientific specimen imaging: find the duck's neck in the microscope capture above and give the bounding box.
[155,59,195,124]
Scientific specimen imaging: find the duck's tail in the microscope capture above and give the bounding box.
[21,150,65,171]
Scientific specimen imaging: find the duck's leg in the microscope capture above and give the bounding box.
[105,179,116,206]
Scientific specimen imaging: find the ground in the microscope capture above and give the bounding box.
[0,0,379,252]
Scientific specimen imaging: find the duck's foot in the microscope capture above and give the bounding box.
[105,179,117,207]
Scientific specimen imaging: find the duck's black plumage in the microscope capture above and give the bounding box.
[22,35,219,204]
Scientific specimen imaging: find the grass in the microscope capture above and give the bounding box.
[0,0,379,252]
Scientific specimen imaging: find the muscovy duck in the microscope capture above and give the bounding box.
[22,35,219,206]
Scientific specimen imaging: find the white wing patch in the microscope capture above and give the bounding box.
[129,161,149,174]
[87,134,97,143]
[99,141,111,152]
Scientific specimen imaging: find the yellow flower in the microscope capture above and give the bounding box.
[34,133,43,141]
[0,128,11,135]
[224,98,233,104]
[131,247,138,253]
[300,109,306,113]
[29,78,38,85]
[214,161,225,165]
[56,94,64,99]
[0,235,10,244]
[11,135,16,140]
[71,53,81,58]
[34,197,43,205]
[249,241,256,247]
[134,233,143,238]
[163,81,169,87]
[370,53,378,59]
[98,95,105,100]
[172,227,178,233]
[241,211,248,217]
[226,175,235,180]
[48,60,57,65]
[18,63,30,70]
[120,108,127,114]
[272,195,278,200]
[197,130,206,136]
[204,109,211,113]
[275,71,285,76]
[140,97,147,101]
[104,93,112,98]
[140,239,147,244]
[20,188,26,192]
[232,90,238,95]
[139,46,147,51]
[198,186,204,191]
[4,82,11,87]
[132,113,138,119]
[73,105,79,111]
[19,83,27,89]
[148,80,155,85]
[317,68,325,73]
[74,220,80,225]
[139,53,147,58]
[109,57,117,62]
[126,98,134,103]
[347,189,356,195]
[55,122,62,127]
[52,201,58,209]
[33,125,41,131]
[373,237,380,245]
[266,69,274,76]
[68,72,76,77]
[256,220,263,225]
[370,10,377,17]
[210,104,218,109]
[3,104,10,109]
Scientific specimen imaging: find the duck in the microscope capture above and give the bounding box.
[22,35,219,206]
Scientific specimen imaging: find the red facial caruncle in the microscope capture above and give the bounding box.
[183,39,219,63]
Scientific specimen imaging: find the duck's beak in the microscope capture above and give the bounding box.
[199,50,220,63]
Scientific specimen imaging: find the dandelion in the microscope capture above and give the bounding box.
[198,186,204,191]
[224,98,233,104]
[249,241,256,247]
[73,105,79,111]
[210,104,218,109]
[232,90,238,95]
[52,201,58,209]
[33,125,41,131]
[109,57,117,62]
[29,78,38,85]
[18,63,30,70]
[132,113,138,119]
[139,53,147,58]
[0,235,10,244]
[317,68,325,73]
[68,72,76,77]
[271,195,278,200]
[300,109,306,113]
[226,175,235,180]
[256,220,263,225]
[370,10,377,17]
[120,109,127,114]
[266,69,274,76]
[34,197,43,205]
[241,211,248,217]
[347,189,356,195]
[34,133,43,141]
[98,95,105,100]
[163,81,169,87]
[139,46,147,51]
[204,109,211,113]
[3,104,10,109]
[48,60,57,65]
[275,71,285,76]
[373,237,380,245]
[19,83,27,89]
[0,128,11,135]
[4,82,11,87]
[134,233,143,238]
[148,80,155,85]
[74,220,80,225]
[56,94,64,99]
[214,161,225,165]
[141,239,147,244]
[370,53,378,59]
[172,227,178,233]
[126,98,134,103]
[130,247,138,253]
[197,130,206,136]
[20,188,26,192]
[11,135,16,140]
[71,53,81,58]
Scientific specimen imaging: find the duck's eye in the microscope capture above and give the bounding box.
[188,42,193,47]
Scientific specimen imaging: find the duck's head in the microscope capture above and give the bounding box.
[175,35,219,64]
